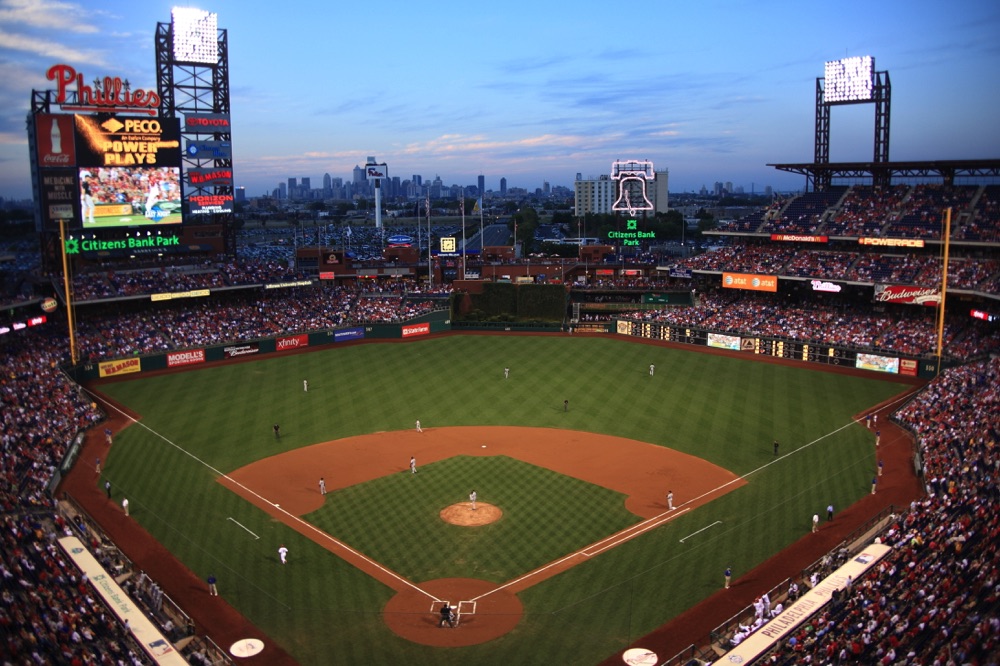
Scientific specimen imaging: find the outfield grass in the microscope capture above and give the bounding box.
[96,335,910,665]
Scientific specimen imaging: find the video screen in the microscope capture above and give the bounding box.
[79,166,183,228]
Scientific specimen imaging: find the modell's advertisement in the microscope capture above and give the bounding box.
[75,114,183,228]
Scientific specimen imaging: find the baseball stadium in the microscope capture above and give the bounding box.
[2,9,999,666]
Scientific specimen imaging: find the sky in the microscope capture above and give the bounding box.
[1,0,999,200]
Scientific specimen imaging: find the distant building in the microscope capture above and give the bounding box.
[653,169,669,213]
[500,177,507,196]
[573,174,616,215]
[478,174,485,196]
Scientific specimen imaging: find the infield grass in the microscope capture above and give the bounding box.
[95,334,910,665]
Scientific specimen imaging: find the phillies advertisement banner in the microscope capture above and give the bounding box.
[722,272,778,293]
[98,357,141,378]
[874,284,941,307]
[770,234,829,243]
[275,334,309,351]
[188,193,233,215]
[223,343,259,359]
[36,114,77,169]
[40,168,79,225]
[186,167,233,188]
[183,113,231,134]
[402,322,430,338]
[334,327,365,341]
[166,349,206,367]
[185,140,232,159]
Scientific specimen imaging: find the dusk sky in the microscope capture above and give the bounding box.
[1,0,999,200]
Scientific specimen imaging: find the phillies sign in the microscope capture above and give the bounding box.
[46,64,160,116]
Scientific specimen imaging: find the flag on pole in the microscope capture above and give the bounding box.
[346,225,352,237]
[472,197,482,214]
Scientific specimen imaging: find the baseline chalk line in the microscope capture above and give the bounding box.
[679,520,722,543]
[228,517,260,540]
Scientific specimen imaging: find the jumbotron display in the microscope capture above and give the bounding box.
[75,115,183,228]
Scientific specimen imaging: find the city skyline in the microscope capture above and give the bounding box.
[1,1,999,201]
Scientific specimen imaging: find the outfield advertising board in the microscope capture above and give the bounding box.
[166,349,206,367]
[98,357,142,378]
[276,334,309,351]
[402,322,431,338]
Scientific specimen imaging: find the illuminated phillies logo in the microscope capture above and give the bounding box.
[46,64,160,116]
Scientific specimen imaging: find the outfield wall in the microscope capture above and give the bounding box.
[613,318,944,379]
[67,308,942,385]
[68,310,451,383]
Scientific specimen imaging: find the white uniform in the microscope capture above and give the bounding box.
[278,546,288,564]
[649,364,655,376]
[303,379,308,392]
[469,490,477,511]
[667,491,674,510]
[415,420,422,433]
[410,457,417,474]
[504,367,509,379]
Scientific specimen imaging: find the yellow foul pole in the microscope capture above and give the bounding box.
[58,219,79,365]
[934,207,951,377]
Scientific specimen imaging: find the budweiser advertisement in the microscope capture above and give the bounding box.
[874,284,941,307]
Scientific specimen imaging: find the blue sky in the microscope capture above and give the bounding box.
[1,0,998,199]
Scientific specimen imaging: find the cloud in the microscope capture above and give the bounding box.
[0,28,106,63]
[0,0,101,34]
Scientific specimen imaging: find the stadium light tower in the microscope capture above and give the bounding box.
[815,56,891,189]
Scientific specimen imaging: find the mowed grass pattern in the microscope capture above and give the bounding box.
[310,455,640,582]
[96,335,910,665]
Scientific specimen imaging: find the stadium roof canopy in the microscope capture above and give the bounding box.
[767,158,1000,190]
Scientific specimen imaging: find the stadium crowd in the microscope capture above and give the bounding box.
[621,290,998,361]
[729,357,1000,665]
[1,179,998,664]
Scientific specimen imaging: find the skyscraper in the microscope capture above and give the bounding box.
[478,174,485,196]
[500,177,507,196]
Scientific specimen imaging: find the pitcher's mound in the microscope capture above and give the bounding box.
[440,502,501,526]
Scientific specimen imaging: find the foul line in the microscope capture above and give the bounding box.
[679,520,722,543]
[90,384,919,610]
[472,393,918,603]
[86,389,438,603]
[472,508,690,602]
[583,508,690,557]
[227,517,260,540]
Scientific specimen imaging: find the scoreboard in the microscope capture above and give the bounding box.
[617,320,862,368]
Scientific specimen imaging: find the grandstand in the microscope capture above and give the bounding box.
[3,30,999,665]
[3,172,999,664]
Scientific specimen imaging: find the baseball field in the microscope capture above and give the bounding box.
[89,333,912,664]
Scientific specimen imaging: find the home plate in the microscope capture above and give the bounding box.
[481,445,487,448]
